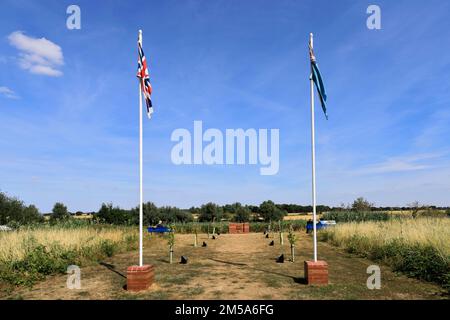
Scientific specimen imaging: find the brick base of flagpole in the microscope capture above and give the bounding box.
[304,260,328,285]
[126,265,154,291]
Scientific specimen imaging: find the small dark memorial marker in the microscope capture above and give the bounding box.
[202,241,207,247]
[266,234,269,239]
[269,240,274,246]
[217,232,221,236]
[276,254,285,263]
[180,256,188,264]
[212,235,216,240]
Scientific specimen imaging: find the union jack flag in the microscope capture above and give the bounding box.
[137,42,153,118]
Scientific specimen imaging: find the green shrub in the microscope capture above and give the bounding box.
[321,232,450,292]
[2,238,77,286]
[124,234,139,251]
[99,240,116,257]
[386,242,449,289]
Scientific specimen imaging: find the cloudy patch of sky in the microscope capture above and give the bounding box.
[0,86,19,99]
[8,31,64,77]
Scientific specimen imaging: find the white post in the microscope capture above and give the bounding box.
[138,29,144,267]
[309,33,318,262]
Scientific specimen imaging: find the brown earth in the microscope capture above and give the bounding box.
[4,232,447,300]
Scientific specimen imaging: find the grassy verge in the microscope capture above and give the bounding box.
[321,211,390,222]
[319,217,450,291]
[0,225,138,289]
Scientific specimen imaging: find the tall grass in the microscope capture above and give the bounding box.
[0,225,138,287]
[321,210,390,222]
[320,217,450,291]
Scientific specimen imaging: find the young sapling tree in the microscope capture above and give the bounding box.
[287,224,298,262]
[167,225,175,264]
[207,223,211,239]
[212,219,216,237]
[193,222,198,247]
[268,220,273,238]
[279,220,284,246]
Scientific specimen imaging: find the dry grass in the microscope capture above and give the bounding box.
[321,217,450,290]
[323,218,450,259]
[0,225,138,290]
[0,226,136,262]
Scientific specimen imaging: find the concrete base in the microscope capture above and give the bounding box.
[304,260,328,285]
[126,265,154,291]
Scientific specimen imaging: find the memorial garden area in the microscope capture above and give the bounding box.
[0,192,449,300]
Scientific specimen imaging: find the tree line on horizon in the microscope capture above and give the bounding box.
[1,191,449,226]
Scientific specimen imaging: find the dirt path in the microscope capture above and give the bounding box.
[6,232,447,300]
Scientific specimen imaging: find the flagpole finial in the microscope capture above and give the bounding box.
[309,33,313,47]
[138,29,143,44]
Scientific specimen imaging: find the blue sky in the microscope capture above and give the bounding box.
[1,0,450,212]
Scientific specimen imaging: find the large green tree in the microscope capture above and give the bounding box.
[50,202,70,221]
[259,200,286,222]
[352,197,373,212]
[234,205,251,222]
[198,202,223,222]
[0,191,43,225]
[142,202,161,225]
[96,203,135,225]
[159,206,193,223]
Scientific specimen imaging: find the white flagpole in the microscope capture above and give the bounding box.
[138,29,144,267]
[309,32,318,262]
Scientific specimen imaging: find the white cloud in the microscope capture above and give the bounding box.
[355,153,442,174]
[8,31,64,77]
[365,160,429,173]
[0,86,19,99]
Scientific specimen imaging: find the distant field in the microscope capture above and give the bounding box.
[284,214,318,221]
[43,214,94,220]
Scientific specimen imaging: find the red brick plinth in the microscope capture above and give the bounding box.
[126,265,154,291]
[229,223,250,234]
[304,260,328,285]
